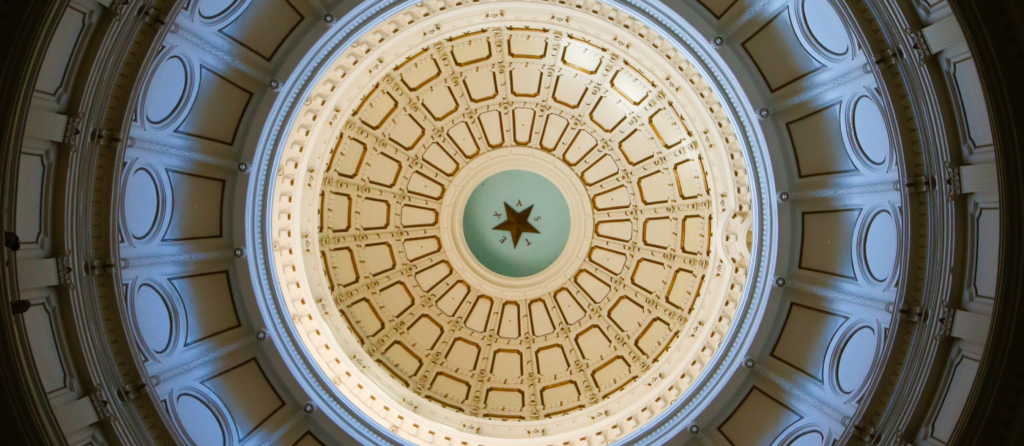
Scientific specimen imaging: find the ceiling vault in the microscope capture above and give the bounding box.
[0,0,1019,445]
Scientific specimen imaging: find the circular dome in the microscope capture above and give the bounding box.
[12,0,1017,444]
[257,0,772,444]
[462,169,571,278]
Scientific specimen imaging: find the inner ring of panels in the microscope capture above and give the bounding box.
[319,25,716,420]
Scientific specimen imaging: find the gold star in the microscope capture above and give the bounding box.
[493,202,540,248]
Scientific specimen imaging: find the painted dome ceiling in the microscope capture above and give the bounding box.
[272,2,755,439]
[4,0,1010,445]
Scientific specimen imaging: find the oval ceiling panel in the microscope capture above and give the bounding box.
[176,394,226,446]
[789,430,825,446]
[134,285,173,354]
[853,96,891,165]
[124,168,160,240]
[197,0,236,20]
[145,56,188,125]
[804,0,850,55]
[837,327,877,394]
[864,211,898,282]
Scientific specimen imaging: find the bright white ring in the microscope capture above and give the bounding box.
[439,147,594,299]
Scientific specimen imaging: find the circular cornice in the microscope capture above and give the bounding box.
[249,0,776,444]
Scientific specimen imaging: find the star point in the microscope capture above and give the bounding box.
[493,202,540,248]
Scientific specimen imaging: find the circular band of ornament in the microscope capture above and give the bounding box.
[441,148,593,298]
[259,0,769,444]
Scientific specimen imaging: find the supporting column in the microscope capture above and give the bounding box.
[921,14,966,54]
[952,310,991,344]
[960,164,999,195]
[24,108,68,142]
[16,258,59,289]
[53,397,99,439]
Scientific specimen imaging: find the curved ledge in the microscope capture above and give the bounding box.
[248,0,777,444]
[948,0,1024,443]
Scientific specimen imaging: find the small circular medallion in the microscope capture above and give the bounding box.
[462,170,570,277]
[439,148,593,299]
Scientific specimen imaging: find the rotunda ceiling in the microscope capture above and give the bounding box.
[267,1,760,442]
[11,0,1006,444]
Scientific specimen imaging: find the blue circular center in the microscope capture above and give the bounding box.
[463,170,571,278]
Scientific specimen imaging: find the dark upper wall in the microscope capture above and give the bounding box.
[948,0,1024,444]
[0,1,71,445]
